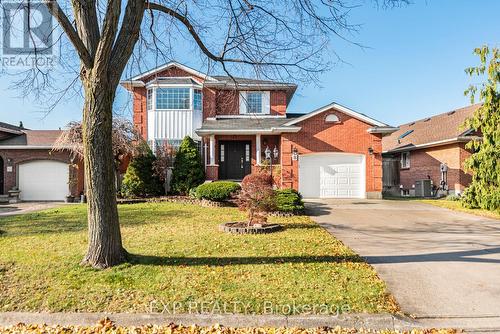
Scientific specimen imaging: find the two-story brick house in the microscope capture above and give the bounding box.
[121,62,397,199]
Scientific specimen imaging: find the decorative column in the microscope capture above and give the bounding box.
[209,135,215,165]
[256,134,261,165]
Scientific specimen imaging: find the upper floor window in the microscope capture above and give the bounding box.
[239,91,270,114]
[147,89,153,110]
[156,87,190,110]
[401,152,410,169]
[247,92,263,113]
[193,89,202,110]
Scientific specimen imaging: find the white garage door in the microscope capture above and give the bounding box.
[18,160,69,201]
[299,153,366,199]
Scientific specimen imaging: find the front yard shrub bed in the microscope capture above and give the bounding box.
[0,202,398,314]
[195,181,241,202]
[274,189,305,214]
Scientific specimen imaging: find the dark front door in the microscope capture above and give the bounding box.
[0,157,3,195]
[219,141,251,180]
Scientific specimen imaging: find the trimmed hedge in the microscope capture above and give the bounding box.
[274,188,305,213]
[196,181,241,202]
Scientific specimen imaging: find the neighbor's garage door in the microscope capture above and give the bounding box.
[299,153,365,198]
[18,160,69,201]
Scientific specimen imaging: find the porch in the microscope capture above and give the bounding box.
[203,134,281,181]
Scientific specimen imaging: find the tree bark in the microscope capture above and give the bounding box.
[80,76,127,269]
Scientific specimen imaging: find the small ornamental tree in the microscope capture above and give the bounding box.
[153,141,177,183]
[461,46,500,211]
[121,144,164,198]
[238,173,276,226]
[170,136,205,195]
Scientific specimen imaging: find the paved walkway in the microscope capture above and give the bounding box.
[307,199,500,330]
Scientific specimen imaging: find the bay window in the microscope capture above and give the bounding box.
[156,87,191,110]
[147,88,153,110]
[193,89,202,110]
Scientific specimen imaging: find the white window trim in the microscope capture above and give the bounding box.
[401,152,410,169]
[239,91,271,115]
[154,86,192,111]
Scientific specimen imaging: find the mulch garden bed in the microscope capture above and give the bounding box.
[219,222,282,234]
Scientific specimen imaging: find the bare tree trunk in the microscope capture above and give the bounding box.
[81,78,127,269]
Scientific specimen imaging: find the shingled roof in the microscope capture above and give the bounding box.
[382,104,481,153]
[0,126,63,147]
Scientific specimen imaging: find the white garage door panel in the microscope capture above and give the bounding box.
[299,153,365,199]
[19,160,69,201]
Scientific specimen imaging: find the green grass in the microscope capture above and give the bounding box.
[0,202,397,314]
[419,199,500,220]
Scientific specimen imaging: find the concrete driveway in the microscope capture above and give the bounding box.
[0,202,63,216]
[307,199,500,319]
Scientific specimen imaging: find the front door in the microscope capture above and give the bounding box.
[219,141,251,180]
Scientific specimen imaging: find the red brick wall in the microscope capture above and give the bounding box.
[203,87,217,119]
[280,108,383,194]
[0,149,83,196]
[133,87,147,140]
[397,142,473,192]
[270,91,287,115]
[216,90,239,116]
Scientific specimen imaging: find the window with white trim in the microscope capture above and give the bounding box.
[193,89,202,110]
[247,92,263,113]
[147,89,153,110]
[400,152,410,169]
[239,91,270,114]
[156,87,190,110]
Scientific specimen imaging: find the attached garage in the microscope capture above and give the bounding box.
[18,160,69,201]
[299,153,366,199]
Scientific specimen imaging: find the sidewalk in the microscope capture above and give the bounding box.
[1,312,500,333]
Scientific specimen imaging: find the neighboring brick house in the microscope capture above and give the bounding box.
[382,104,481,196]
[121,62,397,199]
[0,122,83,201]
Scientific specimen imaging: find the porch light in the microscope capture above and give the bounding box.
[265,146,271,160]
[368,146,374,155]
[273,146,279,159]
[292,147,298,161]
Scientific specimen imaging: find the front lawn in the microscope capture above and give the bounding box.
[0,202,397,314]
[419,199,500,220]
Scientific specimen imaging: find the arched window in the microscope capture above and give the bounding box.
[325,114,340,123]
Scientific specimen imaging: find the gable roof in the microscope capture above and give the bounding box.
[120,62,298,99]
[382,104,481,153]
[284,102,390,127]
[0,122,63,148]
[128,61,217,82]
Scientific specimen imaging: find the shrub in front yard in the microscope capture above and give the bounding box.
[170,136,205,195]
[445,194,460,202]
[274,188,305,213]
[196,181,241,202]
[238,173,276,225]
[120,146,164,198]
[188,187,198,199]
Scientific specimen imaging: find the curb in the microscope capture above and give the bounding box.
[2,312,500,332]
[0,312,418,330]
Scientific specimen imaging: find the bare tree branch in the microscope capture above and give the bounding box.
[43,0,93,68]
